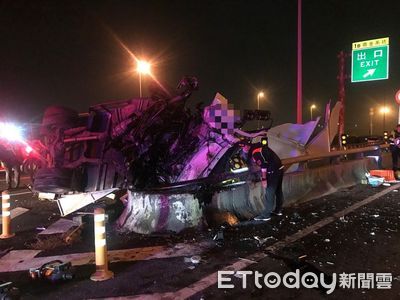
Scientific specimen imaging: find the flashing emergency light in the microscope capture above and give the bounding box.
[261,137,268,146]
[341,134,347,145]
[0,123,24,142]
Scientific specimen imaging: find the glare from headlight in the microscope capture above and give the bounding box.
[0,123,24,142]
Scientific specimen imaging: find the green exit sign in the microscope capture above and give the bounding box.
[351,37,389,83]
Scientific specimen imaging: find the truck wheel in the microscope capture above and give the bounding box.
[33,168,73,194]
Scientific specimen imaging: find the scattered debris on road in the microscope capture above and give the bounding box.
[29,260,74,283]
[254,235,275,246]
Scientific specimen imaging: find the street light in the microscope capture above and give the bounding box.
[310,104,316,120]
[136,60,151,97]
[380,106,390,132]
[257,92,265,129]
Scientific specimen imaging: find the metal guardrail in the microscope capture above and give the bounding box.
[144,144,391,193]
[282,143,389,166]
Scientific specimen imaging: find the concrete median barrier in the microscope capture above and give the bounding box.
[118,156,383,233]
[210,157,379,220]
[117,192,203,234]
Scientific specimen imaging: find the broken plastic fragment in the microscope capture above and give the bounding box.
[366,175,384,187]
[254,236,274,246]
[190,255,201,264]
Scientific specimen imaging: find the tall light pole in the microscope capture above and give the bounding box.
[310,104,316,121]
[380,106,390,132]
[136,60,151,97]
[257,92,265,129]
[297,0,302,124]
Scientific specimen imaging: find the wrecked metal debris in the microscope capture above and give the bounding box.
[29,260,74,283]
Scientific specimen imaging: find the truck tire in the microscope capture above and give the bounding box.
[33,168,73,194]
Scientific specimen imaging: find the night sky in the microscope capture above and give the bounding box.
[0,0,399,135]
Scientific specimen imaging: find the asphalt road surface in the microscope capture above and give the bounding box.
[0,173,399,299]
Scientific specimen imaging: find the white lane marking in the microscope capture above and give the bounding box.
[123,183,400,300]
[0,241,214,273]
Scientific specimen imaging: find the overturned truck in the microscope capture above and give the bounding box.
[34,77,273,233]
